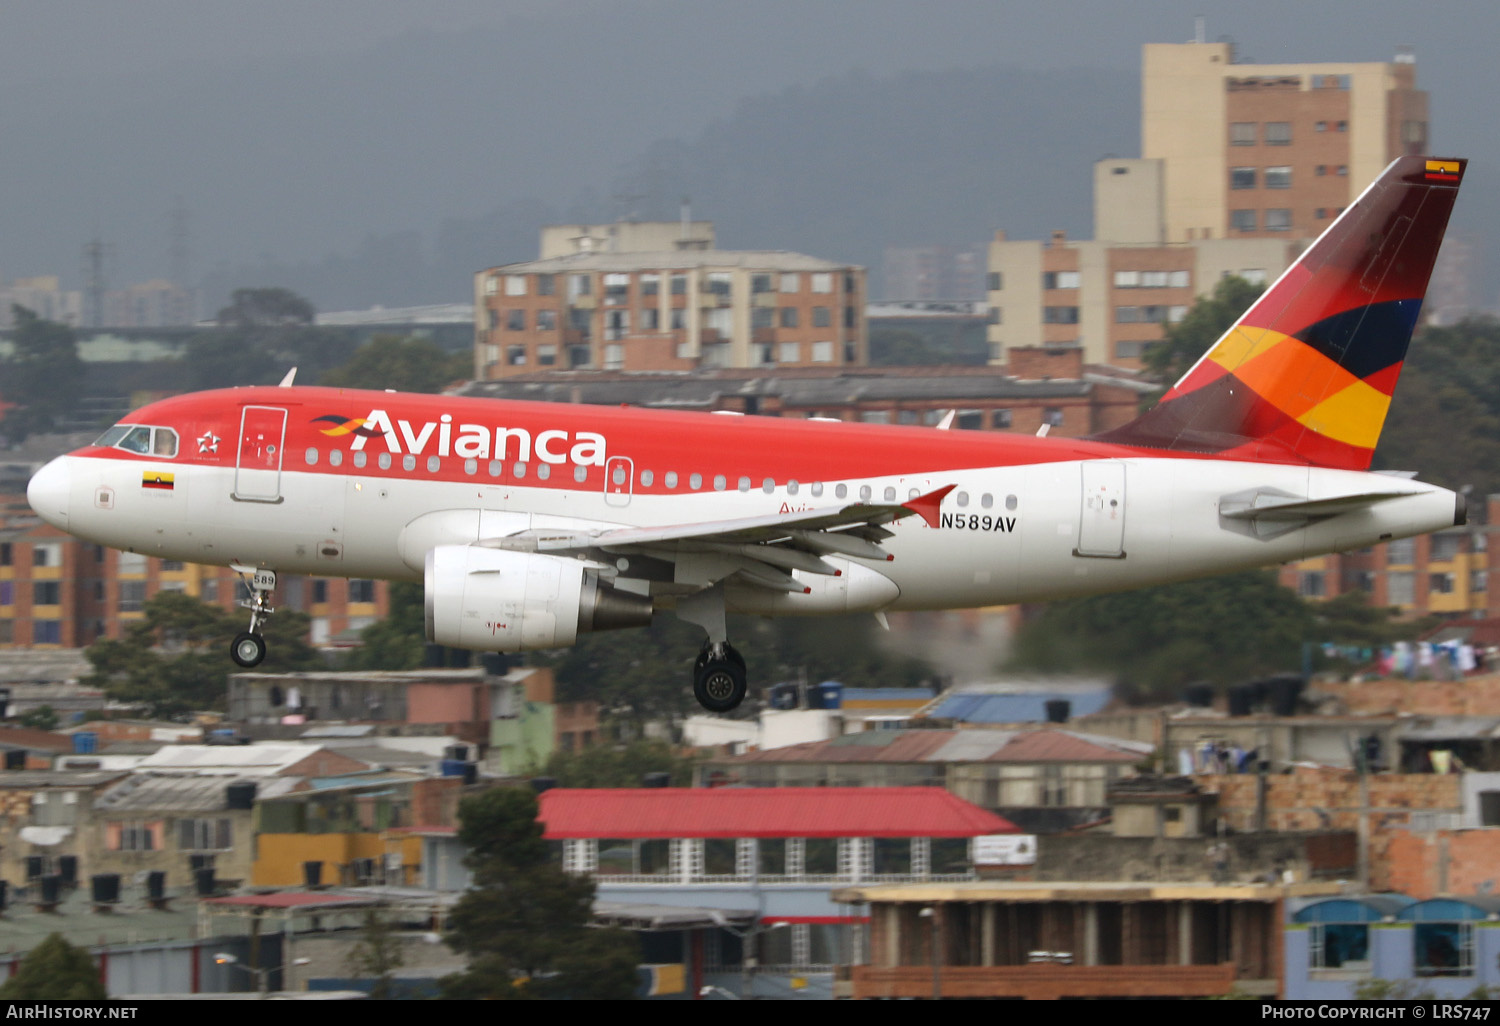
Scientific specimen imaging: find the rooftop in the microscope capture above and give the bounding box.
[715,727,1151,766]
[537,786,1017,840]
[491,249,853,274]
[95,773,301,812]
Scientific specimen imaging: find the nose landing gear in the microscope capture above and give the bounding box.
[230,566,277,669]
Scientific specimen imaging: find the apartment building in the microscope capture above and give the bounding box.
[1142,41,1427,244]
[475,246,867,379]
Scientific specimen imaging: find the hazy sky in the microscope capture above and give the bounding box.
[3,0,1498,303]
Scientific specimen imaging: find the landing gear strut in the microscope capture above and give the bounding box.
[693,642,747,714]
[676,585,750,713]
[230,566,277,669]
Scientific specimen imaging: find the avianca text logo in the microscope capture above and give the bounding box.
[335,409,607,467]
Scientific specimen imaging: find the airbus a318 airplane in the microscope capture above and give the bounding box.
[27,156,1468,713]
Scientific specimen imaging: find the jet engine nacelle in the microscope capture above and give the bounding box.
[424,545,652,652]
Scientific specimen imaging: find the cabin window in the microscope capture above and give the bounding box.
[835,484,848,499]
[981,494,993,508]
[956,491,969,507]
[329,450,343,468]
[909,488,919,499]
[536,464,551,481]
[513,462,526,478]
[788,481,799,495]
[464,459,477,475]
[402,455,416,472]
[427,456,440,473]
[378,454,392,470]
[640,470,654,487]
[883,487,896,501]
[738,477,751,492]
[859,485,873,501]
[1006,495,1018,510]
[488,460,503,477]
[574,465,587,483]
[690,474,703,490]
[665,472,678,489]
[305,448,319,465]
[811,483,823,497]
[353,451,367,469]
[763,478,775,494]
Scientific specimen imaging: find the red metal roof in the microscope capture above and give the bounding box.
[987,730,1142,763]
[537,787,1017,840]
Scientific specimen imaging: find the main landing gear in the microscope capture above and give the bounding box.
[677,585,750,714]
[693,642,747,714]
[230,566,277,669]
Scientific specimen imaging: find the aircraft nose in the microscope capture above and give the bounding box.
[27,457,71,529]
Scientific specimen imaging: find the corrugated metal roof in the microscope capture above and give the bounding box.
[134,743,328,775]
[987,730,1145,763]
[841,687,935,703]
[538,787,1017,839]
[739,731,954,764]
[96,774,301,812]
[925,682,1113,723]
[720,727,1146,766]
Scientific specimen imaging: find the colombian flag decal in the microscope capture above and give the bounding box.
[1425,159,1461,182]
[142,471,175,491]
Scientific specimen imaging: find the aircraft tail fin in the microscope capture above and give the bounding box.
[1094,155,1466,470]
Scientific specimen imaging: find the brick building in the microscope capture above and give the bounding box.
[475,249,867,379]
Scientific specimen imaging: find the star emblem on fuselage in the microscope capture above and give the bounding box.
[197,431,220,455]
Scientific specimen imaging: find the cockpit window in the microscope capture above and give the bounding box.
[95,424,179,459]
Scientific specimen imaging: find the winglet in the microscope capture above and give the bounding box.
[903,484,956,528]
[278,367,298,388]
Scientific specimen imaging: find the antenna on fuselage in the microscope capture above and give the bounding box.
[934,410,955,431]
[277,367,298,388]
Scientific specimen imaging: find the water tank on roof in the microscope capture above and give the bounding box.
[1267,674,1304,717]
[424,644,446,668]
[481,653,509,675]
[1182,683,1214,707]
[440,759,468,777]
[768,683,800,710]
[642,772,670,788]
[1227,685,1253,717]
[1044,699,1071,723]
[91,874,120,905]
[808,682,843,710]
[530,776,557,794]
[448,648,472,668]
[71,732,97,754]
[226,782,257,810]
[303,861,323,888]
[444,744,470,762]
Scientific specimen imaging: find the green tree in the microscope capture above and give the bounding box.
[537,737,695,788]
[441,787,639,1000]
[1140,275,1265,386]
[347,581,427,670]
[1008,570,1315,699]
[17,705,59,731]
[83,590,320,718]
[319,334,471,393]
[0,933,107,999]
[1,305,85,442]
[346,907,406,1000]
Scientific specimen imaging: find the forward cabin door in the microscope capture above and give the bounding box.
[1075,460,1126,558]
[235,405,287,502]
[604,455,634,508]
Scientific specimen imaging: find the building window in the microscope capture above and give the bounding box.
[603,273,630,305]
[33,542,62,567]
[117,580,145,612]
[1230,121,1257,146]
[1231,209,1257,232]
[751,273,773,294]
[1386,537,1416,564]
[987,307,1002,325]
[1388,571,1415,606]
[1265,166,1292,189]
[1265,209,1292,232]
[568,274,591,298]
[779,274,800,293]
[671,309,686,331]
[1042,271,1080,289]
[811,273,833,294]
[178,818,232,851]
[0,580,12,605]
[811,341,834,363]
[1299,571,1326,597]
[605,343,624,370]
[670,274,687,296]
[33,621,61,644]
[987,272,1002,291]
[1414,922,1474,978]
[349,579,376,603]
[108,821,161,851]
[1230,167,1257,190]
[751,307,773,331]
[1315,120,1328,132]
[992,409,1012,429]
[311,580,328,603]
[536,309,557,331]
[640,308,659,331]
[1431,534,1463,561]
[506,309,525,331]
[1309,923,1370,970]
[1042,306,1079,324]
[537,345,558,366]
[705,272,732,297]
[812,306,831,328]
[1043,408,1064,427]
[0,543,10,565]
[778,342,800,363]
[1430,573,1456,595]
[536,274,555,296]
[639,274,659,296]
[33,581,61,606]
[1265,121,1292,145]
[504,275,527,296]
[779,307,799,329]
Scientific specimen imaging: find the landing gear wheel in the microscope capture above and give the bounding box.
[694,656,747,714]
[231,631,267,668]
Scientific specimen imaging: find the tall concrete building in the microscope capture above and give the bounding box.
[1142,41,1428,244]
[476,224,867,379]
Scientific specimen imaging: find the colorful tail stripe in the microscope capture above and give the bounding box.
[1096,155,1465,470]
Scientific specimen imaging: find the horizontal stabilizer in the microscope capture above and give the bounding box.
[1219,486,1410,539]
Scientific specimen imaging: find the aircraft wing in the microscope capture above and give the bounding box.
[490,484,954,593]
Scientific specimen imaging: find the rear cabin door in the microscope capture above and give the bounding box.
[1075,460,1126,558]
[235,405,287,502]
